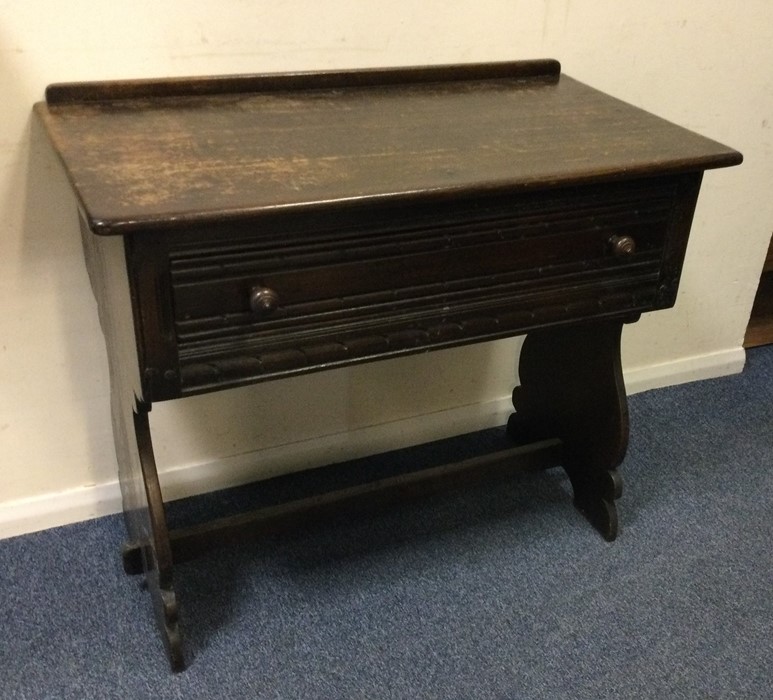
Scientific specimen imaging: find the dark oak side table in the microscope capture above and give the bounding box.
[34,60,741,670]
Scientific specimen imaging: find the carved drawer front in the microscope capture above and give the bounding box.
[169,179,680,393]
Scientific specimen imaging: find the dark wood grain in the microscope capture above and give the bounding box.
[164,177,677,397]
[79,224,183,670]
[158,438,563,566]
[111,174,698,401]
[35,62,741,235]
[35,60,743,671]
[508,321,629,540]
[43,59,561,103]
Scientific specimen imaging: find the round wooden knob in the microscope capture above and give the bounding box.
[609,234,636,257]
[249,286,280,316]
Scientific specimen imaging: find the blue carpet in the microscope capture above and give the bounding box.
[1,346,771,699]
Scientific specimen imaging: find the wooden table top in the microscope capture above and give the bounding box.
[34,60,741,235]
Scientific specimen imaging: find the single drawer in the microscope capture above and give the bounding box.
[167,178,681,393]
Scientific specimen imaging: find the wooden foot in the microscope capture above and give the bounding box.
[571,468,623,542]
[121,542,144,576]
[508,321,629,540]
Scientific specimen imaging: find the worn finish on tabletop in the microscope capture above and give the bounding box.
[35,60,739,234]
[34,60,742,671]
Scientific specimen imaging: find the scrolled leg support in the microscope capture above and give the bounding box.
[507,321,629,541]
[113,399,185,671]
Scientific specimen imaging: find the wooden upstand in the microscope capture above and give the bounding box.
[34,60,741,670]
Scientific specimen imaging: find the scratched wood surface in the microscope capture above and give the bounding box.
[34,61,741,235]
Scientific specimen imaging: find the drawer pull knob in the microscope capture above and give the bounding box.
[609,234,636,257]
[249,286,280,316]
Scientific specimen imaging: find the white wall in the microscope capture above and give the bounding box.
[2,1,771,538]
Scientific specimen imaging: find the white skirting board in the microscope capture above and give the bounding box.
[0,346,746,540]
